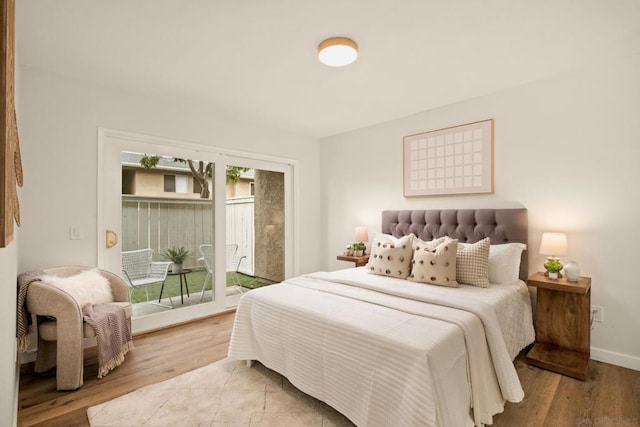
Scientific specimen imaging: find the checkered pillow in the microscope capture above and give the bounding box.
[457,237,491,287]
[408,239,458,287]
[367,234,414,279]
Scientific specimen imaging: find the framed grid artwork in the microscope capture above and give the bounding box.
[403,119,494,197]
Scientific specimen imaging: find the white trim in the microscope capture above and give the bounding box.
[591,347,640,372]
[100,127,298,166]
[291,160,300,277]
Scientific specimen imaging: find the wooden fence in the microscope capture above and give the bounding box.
[122,195,254,275]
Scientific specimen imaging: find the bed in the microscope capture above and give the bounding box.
[228,208,534,426]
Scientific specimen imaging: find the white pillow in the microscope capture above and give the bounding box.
[488,243,527,285]
[41,269,113,308]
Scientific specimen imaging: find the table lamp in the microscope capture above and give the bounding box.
[539,232,567,279]
[355,227,369,254]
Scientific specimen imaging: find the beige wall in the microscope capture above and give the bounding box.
[320,49,640,371]
[226,178,253,199]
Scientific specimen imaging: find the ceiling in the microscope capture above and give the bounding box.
[16,0,640,139]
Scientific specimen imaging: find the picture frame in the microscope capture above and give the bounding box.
[403,119,494,197]
[1,0,21,248]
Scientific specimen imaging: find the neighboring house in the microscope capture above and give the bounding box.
[121,153,254,199]
[226,169,254,199]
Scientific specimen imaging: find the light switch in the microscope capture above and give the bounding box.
[70,226,83,240]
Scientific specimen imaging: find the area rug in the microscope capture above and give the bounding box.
[87,358,354,426]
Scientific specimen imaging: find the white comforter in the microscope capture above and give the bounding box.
[228,268,534,427]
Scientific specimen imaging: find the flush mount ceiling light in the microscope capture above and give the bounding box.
[317,37,358,67]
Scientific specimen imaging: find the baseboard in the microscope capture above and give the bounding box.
[591,347,640,372]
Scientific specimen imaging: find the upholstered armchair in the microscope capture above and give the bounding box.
[25,266,132,390]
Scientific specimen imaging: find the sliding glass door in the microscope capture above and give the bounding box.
[97,129,296,333]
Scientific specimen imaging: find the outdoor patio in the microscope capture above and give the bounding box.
[130,269,261,317]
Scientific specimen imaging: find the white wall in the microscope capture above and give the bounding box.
[17,67,322,277]
[0,241,19,426]
[320,50,640,370]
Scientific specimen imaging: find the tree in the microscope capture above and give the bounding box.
[140,155,249,199]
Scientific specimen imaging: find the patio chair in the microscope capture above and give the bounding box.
[121,248,172,305]
[198,243,247,302]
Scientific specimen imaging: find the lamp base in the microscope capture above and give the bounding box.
[545,270,562,279]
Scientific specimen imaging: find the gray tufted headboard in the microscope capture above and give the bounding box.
[381,209,528,280]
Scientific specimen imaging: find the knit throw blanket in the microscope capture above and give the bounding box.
[83,303,134,378]
[16,269,46,351]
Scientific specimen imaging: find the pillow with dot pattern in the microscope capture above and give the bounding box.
[366,234,414,279]
[408,239,459,287]
[368,233,415,257]
[412,236,448,252]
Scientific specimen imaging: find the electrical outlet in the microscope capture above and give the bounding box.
[591,305,604,323]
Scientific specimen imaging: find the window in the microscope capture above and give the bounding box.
[164,174,188,193]
[193,177,202,194]
[122,170,134,195]
[250,182,255,196]
[164,175,175,192]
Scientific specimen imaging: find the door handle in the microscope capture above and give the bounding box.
[106,229,119,248]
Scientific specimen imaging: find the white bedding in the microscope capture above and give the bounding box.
[228,267,534,427]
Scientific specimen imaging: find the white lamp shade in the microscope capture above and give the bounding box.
[318,37,358,67]
[539,232,567,257]
[355,226,368,243]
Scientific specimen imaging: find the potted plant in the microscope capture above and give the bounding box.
[544,258,563,279]
[345,244,354,256]
[352,242,365,257]
[164,246,191,273]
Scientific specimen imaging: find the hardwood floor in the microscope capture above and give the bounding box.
[18,311,640,426]
[18,311,236,427]
[495,353,640,427]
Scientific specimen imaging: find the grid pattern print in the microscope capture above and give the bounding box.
[404,120,493,196]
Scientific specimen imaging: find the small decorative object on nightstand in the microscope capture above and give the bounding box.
[526,271,591,380]
[564,260,580,282]
[352,242,365,257]
[539,232,567,279]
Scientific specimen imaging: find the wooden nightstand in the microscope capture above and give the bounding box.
[336,254,369,267]
[526,272,591,381]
